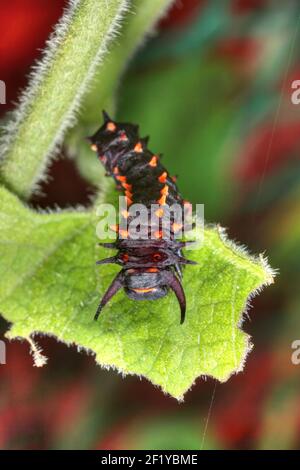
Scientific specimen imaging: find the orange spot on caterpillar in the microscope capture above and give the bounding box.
[90,144,97,152]
[158,172,167,183]
[121,209,129,218]
[134,142,143,153]
[116,175,127,183]
[172,223,183,232]
[121,253,129,262]
[147,268,158,273]
[125,189,133,199]
[126,196,133,206]
[148,155,157,167]
[161,185,169,196]
[158,185,169,202]
[132,287,155,294]
[109,224,119,233]
[122,182,132,190]
[154,230,163,239]
[113,167,119,175]
[158,194,167,205]
[119,229,129,239]
[106,122,116,132]
[155,207,164,218]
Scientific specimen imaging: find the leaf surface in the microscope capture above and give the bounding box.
[0,186,274,399]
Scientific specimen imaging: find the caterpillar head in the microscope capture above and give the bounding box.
[94,266,186,324]
[94,240,197,324]
[87,111,139,170]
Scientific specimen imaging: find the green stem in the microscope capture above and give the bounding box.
[70,0,174,187]
[77,0,175,125]
[0,0,129,199]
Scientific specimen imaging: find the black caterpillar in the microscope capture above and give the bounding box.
[88,111,196,324]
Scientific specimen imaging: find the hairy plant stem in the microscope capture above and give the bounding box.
[0,0,129,199]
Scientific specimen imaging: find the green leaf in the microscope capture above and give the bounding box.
[0,185,274,399]
[0,0,129,199]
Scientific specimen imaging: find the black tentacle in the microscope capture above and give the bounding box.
[94,272,124,321]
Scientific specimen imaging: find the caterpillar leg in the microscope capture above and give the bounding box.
[162,269,186,324]
[94,271,124,321]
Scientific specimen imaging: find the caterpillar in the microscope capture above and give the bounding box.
[88,111,196,324]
